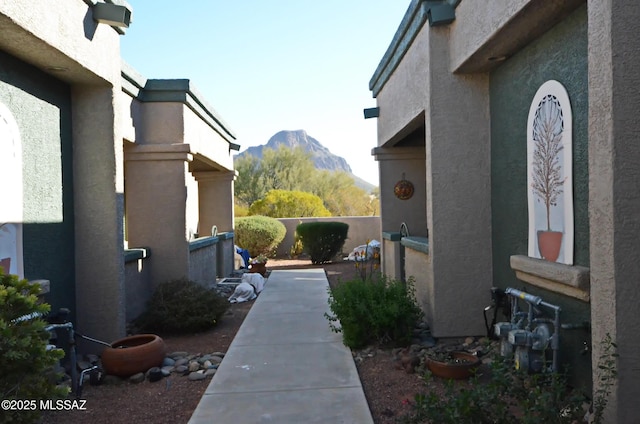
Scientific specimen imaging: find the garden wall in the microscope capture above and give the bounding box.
[276,216,381,258]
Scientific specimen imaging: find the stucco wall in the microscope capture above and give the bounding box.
[404,246,433,325]
[276,216,382,258]
[490,5,591,389]
[376,147,427,238]
[588,0,640,420]
[375,25,430,146]
[124,251,151,322]
[0,51,75,315]
[188,239,218,286]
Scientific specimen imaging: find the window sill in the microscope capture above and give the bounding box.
[510,255,590,302]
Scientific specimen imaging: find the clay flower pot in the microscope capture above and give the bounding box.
[101,334,166,377]
[537,230,563,262]
[426,351,481,380]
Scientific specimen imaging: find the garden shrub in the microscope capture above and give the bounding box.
[235,215,286,257]
[134,278,229,334]
[249,189,331,218]
[296,221,348,264]
[0,269,68,424]
[325,276,422,349]
[400,355,588,424]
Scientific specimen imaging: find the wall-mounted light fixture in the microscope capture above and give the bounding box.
[93,2,132,28]
[363,107,380,119]
[426,2,455,27]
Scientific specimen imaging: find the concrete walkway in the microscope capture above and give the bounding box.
[188,268,374,424]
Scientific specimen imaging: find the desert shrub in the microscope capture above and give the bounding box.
[325,276,422,349]
[0,269,68,424]
[249,189,331,218]
[235,215,286,257]
[134,278,229,334]
[296,221,348,264]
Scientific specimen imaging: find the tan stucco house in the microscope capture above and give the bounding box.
[0,1,238,346]
[371,0,639,420]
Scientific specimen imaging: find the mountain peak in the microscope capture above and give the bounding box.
[239,130,352,174]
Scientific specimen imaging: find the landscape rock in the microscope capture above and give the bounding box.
[147,367,163,382]
[129,372,145,384]
[188,371,206,381]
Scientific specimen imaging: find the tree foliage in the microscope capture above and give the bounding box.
[249,189,331,218]
[0,270,68,423]
[234,146,379,217]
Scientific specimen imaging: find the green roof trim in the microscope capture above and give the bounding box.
[369,0,457,98]
[120,64,239,149]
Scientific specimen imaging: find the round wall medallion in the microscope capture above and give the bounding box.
[394,177,414,200]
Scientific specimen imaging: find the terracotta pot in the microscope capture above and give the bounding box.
[426,351,481,380]
[537,230,563,262]
[249,262,267,277]
[101,334,166,377]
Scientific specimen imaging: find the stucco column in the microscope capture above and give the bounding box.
[72,85,126,344]
[588,1,640,421]
[425,26,492,337]
[193,170,236,235]
[125,144,192,288]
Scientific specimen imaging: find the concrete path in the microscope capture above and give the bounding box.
[188,268,374,424]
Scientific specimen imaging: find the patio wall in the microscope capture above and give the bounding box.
[124,248,151,323]
[276,216,381,258]
[189,236,218,285]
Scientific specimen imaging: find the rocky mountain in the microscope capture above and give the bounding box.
[235,130,376,192]
[237,130,352,173]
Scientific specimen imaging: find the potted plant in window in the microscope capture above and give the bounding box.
[531,94,565,262]
[249,254,268,277]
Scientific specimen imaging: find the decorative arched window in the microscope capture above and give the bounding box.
[527,80,574,265]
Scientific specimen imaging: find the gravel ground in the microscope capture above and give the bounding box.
[41,259,433,424]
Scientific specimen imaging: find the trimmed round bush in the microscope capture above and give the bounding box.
[296,221,348,264]
[134,278,229,334]
[235,215,286,257]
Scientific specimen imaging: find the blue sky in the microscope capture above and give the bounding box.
[120,1,409,185]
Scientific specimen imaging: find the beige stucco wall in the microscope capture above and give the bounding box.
[372,0,640,417]
[376,147,426,237]
[588,0,640,421]
[375,27,430,146]
[404,246,433,325]
[382,237,402,281]
[373,12,492,337]
[276,216,382,258]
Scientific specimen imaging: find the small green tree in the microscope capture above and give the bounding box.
[0,269,68,424]
[249,189,331,218]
